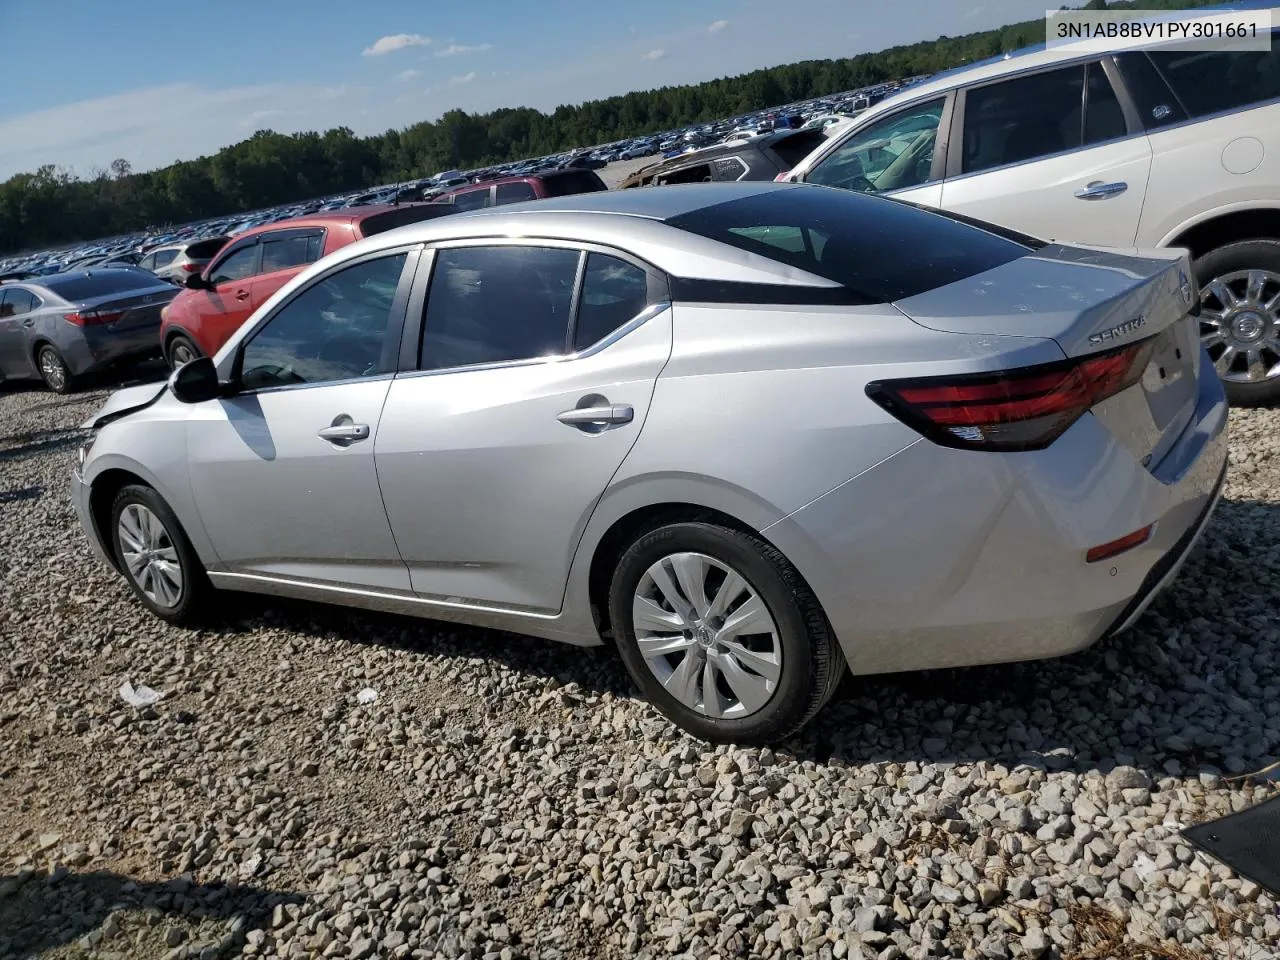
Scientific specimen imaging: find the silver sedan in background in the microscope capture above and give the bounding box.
[0,269,179,392]
[71,183,1227,743]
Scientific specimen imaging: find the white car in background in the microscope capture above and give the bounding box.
[784,20,1280,403]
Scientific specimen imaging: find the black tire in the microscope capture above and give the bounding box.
[1193,239,1280,406]
[166,334,202,370]
[36,345,74,394]
[109,484,212,625]
[608,521,842,745]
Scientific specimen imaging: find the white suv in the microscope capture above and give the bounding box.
[785,27,1280,403]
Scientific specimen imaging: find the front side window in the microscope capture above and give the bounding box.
[805,98,944,193]
[209,243,261,285]
[261,232,324,273]
[420,245,579,370]
[239,253,407,390]
[1147,39,1280,118]
[495,182,538,204]
[573,254,651,351]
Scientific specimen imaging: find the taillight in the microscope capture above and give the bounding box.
[866,338,1154,452]
[774,170,791,182]
[180,263,202,272]
[63,310,125,327]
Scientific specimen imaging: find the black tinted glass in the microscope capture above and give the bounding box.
[769,130,826,168]
[667,188,1030,303]
[0,289,38,316]
[963,66,1085,173]
[262,233,322,273]
[1084,62,1126,144]
[574,255,650,351]
[186,237,229,259]
[495,182,538,204]
[420,246,580,370]
[209,244,260,284]
[42,272,161,299]
[451,189,491,211]
[541,171,607,196]
[240,254,406,389]
[1147,40,1280,117]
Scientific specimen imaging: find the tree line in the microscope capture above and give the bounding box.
[0,0,1216,255]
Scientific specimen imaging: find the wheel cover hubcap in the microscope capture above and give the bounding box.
[1199,268,1280,383]
[40,351,64,388]
[118,504,183,607]
[173,343,193,364]
[632,551,781,719]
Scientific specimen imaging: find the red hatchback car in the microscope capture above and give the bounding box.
[159,204,456,366]
[433,168,608,212]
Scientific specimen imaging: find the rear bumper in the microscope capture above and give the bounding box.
[68,322,163,375]
[764,353,1229,676]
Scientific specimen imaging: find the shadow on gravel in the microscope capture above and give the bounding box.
[0,484,42,503]
[198,496,1280,784]
[0,868,303,957]
[0,428,84,463]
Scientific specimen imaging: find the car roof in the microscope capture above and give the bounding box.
[230,205,426,242]
[458,180,786,221]
[859,1,1279,121]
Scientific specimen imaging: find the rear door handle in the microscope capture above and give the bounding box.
[317,423,370,445]
[557,404,634,427]
[1074,180,1128,200]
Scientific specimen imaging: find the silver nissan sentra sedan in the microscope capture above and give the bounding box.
[71,183,1228,744]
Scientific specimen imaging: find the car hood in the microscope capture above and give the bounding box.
[81,381,168,430]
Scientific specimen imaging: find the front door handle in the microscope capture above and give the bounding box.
[317,422,370,445]
[557,404,634,427]
[235,289,250,301]
[22,318,33,327]
[1074,180,1128,200]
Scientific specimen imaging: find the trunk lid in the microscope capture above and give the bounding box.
[77,286,179,332]
[894,244,1201,470]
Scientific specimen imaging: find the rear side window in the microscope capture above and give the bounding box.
[658,163,713,185]
[540,171,607,196]
[573,254,651,351]
[495,182,538,204]
[713,157,749,181]
[666,188,1032,303]
[768,130,826,168]
[451,188,492,211]
[0,288,40,317]
[420,246,580,370]
[42,272,160,299]
[261,232,324,273]
[153,249,179,268]
[962,63,1126,174]
[1147,39,1280,118]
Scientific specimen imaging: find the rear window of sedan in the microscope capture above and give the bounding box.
[666,186,1040,303]
[41,271,165,299]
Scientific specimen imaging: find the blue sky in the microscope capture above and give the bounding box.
[0,0,1051,180]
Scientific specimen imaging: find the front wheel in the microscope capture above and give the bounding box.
[109,484,211,624]
[1195,240,1280,405]
[609,522,842,745]
[166,334,201,369]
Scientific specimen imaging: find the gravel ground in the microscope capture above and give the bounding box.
[1,366,1279,960]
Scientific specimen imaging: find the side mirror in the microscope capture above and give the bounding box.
[184,273,208,290]
[169,355,224,404]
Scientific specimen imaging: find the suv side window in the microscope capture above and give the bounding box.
[261,231,325,273]
[420,245,580,370]
[495,182,538,204]
[713,157,749,181]
[962,64,1125,174]
[451,187,492,211]
[239,253,408,390]
[153,249,179,268]
[1146,40,1280,118]
[805,98,944,193]
[209,242,261,285]
[572,254,652,351]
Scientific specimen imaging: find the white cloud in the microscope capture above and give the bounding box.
[434,42,493,57]
[242,109,284,129]
[709,19,730,34]
[447,72,477,87]
[362,33,430,57]
[642,49,666,61]
[396,69,420,82]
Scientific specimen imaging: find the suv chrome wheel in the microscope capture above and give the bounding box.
[1199,268,1280,384]
[632,551,781,719]
[118,503,184,608]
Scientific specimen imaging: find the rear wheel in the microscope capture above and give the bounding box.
[36,345,74,394]
[109,484,211,624]
[608,521,841,745]
[1194,240,1280,405]
[167,334,201,369]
